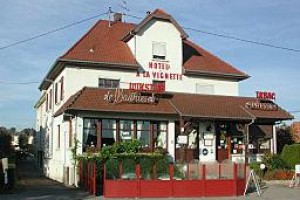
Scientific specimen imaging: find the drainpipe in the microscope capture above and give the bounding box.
[240,105,256,165]
[74,115,78,187]
[272,121,282,155]
[245,119,255,166]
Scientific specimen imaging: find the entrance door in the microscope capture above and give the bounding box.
[216,124,230,162]
[175,121,199,163]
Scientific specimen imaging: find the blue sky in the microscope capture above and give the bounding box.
[0,0,299,130]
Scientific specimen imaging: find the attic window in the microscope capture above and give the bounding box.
[152,42,166,60]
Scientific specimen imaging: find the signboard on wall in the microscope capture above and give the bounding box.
[256,91,276,101]
[136,61,183,81]
[129,82,165,93]
[245,102,278,111]
[104,89,157,104]
[177,135,188,145]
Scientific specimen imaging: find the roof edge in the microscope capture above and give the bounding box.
[59,58,139,69]
[183,68,250,81]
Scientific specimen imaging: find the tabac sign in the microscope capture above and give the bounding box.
[256,91,276,101]
[104,89,157,104]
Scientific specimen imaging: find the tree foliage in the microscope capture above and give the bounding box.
[0,126,13,158]
[276,124,295,153]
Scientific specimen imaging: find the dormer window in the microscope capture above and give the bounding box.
[152,42,166,60]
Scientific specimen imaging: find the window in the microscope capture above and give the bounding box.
[69,120,72,147]
[102,119,117,147]
[57,125,61,149]
[55,82,58,104]
[137,121,150,148]
[60,77,64,101]
[152,42,166,60]
[196,83,214,95]
[99,78,119,89]
[119,120,134,141]
[49,89,53,109]
[153,122,167,149]
[83,118,99,151]
[46,93,49,111]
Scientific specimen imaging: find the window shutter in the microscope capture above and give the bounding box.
[60,77,64,101]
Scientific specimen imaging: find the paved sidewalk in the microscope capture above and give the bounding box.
[0,157,93,200]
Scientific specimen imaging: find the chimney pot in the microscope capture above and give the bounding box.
[113,13,123,22]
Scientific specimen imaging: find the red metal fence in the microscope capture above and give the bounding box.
[78,159,246,198]
[103,159,246,198]
[79,160,98,195]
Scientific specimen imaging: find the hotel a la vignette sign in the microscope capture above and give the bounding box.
[245,91,278,111]
[136,61,183,81]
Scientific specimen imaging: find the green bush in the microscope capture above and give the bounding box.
[249,162,262,177]
[263,153,290,170]
[281,144,300,168]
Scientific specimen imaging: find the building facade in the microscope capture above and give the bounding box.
[35,9,292,185]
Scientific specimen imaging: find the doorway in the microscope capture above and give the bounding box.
[216,123,230,162]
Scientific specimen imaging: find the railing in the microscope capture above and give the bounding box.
[103,159,246,198]
[79,160,97,195]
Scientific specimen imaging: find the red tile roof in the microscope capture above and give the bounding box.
[41,8,249,90]
[183,40,249,79]
[55,87,293,122]
[170,93,292,121]
[61,20,137,66]
[60,18,247,79]
[54,87,177,117]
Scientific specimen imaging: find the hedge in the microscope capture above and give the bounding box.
[281,144,300,168]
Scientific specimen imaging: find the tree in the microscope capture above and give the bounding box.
[276,124,295,154]
[0,126,13,158]
[18,133,29,150]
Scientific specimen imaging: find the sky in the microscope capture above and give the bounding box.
[0,0,299,130]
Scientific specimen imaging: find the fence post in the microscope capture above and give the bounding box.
[88,161,90,193]
[79,161,82,187]
[218,163,221,179]
[202,164,206,197]
[169,164,174,197]
[136,164,140,198]
[153,161,157,179]
[103,164,106,197]
[119,160,122,179]
[86,161,88,191]
[94,162,96,195]
[233,163,238,196]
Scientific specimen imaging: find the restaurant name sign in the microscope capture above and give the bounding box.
[104,89,157,104]
[245,102,278,111]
